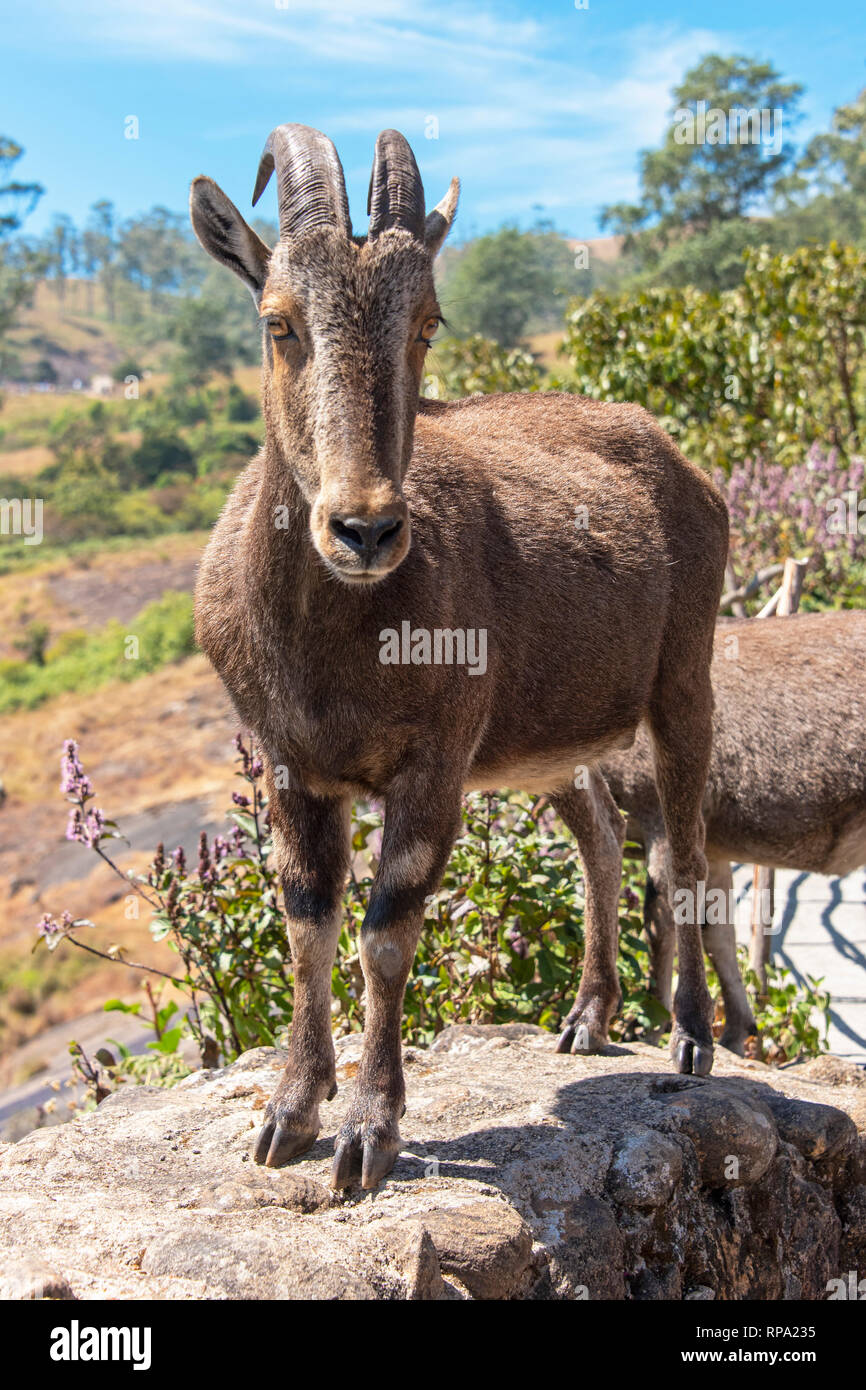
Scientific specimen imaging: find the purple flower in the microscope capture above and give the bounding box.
[36,912,60,942]
[506,923,529,959]
[67,808,105,847]
[60,739,92,799]
[715,446,865,591]
[35,909,75,951]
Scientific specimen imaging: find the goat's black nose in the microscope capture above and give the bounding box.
[329,515,403,565]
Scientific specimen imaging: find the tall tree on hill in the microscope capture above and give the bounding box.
[778,88,866,245]
[118,207,202,309]
[438,224,592,346]
[85,200,118,320]
[601,55,803,244]
[43,213,79,304]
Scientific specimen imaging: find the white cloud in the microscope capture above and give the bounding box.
[6,0,735,233]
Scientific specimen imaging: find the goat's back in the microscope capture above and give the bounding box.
[603,609,866,874]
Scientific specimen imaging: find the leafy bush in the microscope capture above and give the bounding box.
[112,357,146,384]
[38,739,830,1104]
[424,335,544,398]
[560,241,866,471]
[112,491,171,536]
[128,431,195,487]
[0,590,195,713]
[743,958,830,1064]
[224,382,259,423]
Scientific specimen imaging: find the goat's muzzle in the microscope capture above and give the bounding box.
[311,494,411,583]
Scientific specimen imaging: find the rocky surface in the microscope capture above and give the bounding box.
[1,1025,865,1300]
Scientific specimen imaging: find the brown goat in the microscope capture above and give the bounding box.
[189,124,729,1189]
[601,610,866,1054]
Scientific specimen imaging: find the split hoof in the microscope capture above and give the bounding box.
[253,1118,319,1167]
[670,1028,714,1077]
[330,1116,401,1191]
[555,998,616,1055]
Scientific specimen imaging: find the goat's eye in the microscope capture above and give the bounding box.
[416,316,440,346]
[265,315,295,341]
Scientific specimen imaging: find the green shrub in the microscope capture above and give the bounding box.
[113,492,169,536]
[225,382,259,422]
[128,431,195,487]
[560,240,866,471]
[40,739,830,1102]
[424,334,544,398]
[0,590,195,713]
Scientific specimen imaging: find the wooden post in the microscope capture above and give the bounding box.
[748,865,775,990]
[776,556,808,617]
[748,556,808,989]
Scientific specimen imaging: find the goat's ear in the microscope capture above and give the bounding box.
[424,177,460,257]
[190,176,271,303]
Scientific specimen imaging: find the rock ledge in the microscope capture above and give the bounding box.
[1,1027,864,1300]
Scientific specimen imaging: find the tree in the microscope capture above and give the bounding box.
[601,56,803,244]
[797,88,866,203]
[118,207,202,308]
[438,225,591,346]
[776,87,866,247]
[0,136,43,238]
[86,200,118,320]
[0,137,44,373]
[170,297,236,384]
[43,213,79,303]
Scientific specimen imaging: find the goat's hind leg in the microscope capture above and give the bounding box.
[553,771,625,1054]
[254,780,350,1167]
[648,663,715,1076]
[643,828,676,1031]
[644,841,756,1057]
[704,858,757,1056]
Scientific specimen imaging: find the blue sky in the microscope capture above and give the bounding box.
[2,0,864,241]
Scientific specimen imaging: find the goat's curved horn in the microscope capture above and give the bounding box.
[367,129,425,240]
[252,124,351,240]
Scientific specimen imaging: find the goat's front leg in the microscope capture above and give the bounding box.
[254,777,350,1168]
[331,772,463,1191]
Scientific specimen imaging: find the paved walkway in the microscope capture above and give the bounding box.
[731,864,866,1062]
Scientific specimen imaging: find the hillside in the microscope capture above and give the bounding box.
[2,279,175,389]
[0,649,238,1073]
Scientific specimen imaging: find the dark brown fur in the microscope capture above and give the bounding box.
[602,610,866,1053]
[190,128,729,1188]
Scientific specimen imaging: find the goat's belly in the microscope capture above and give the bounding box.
[706,810,866,878]
[465,730,636,795]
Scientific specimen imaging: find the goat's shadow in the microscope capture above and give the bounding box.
[327,1053,797,1199]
